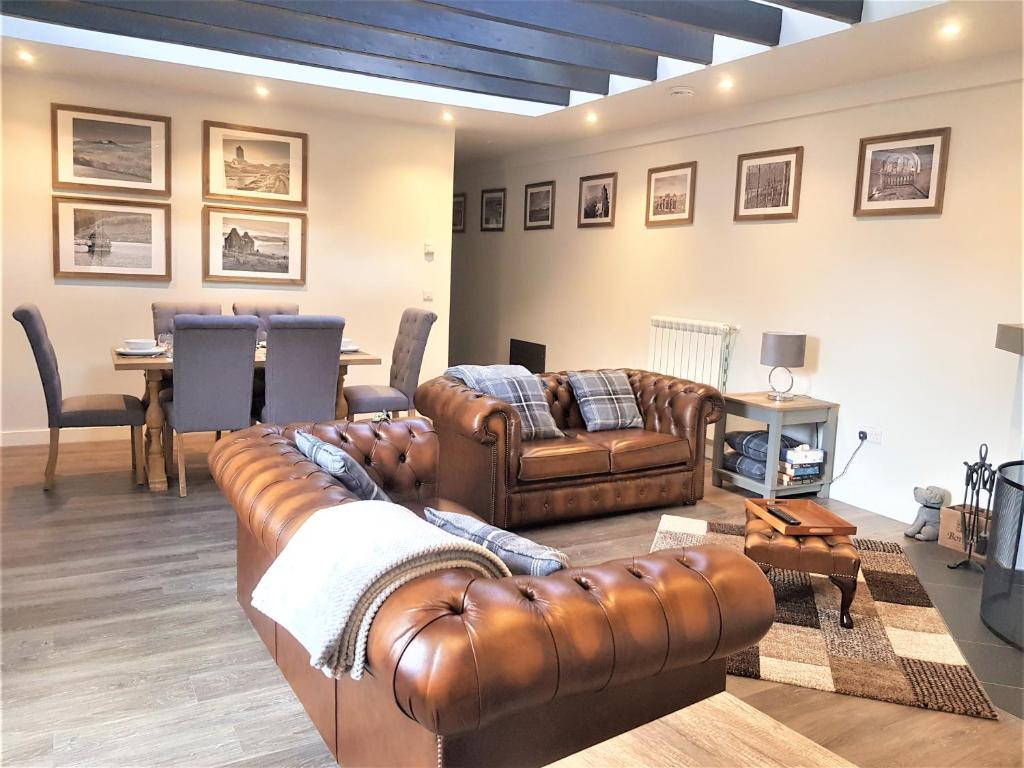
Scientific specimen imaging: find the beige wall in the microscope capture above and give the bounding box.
[452,56,1022,523]
[2,68,454,444]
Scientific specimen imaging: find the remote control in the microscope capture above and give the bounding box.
[766,506,801,526]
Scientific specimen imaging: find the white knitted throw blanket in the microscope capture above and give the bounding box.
[251,500,511,680]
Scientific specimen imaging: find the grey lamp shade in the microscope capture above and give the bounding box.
[761,332,806,368]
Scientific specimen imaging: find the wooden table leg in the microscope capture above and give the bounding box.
[144,370,168,492]
[335,365,349,420]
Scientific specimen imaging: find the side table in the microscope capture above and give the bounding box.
[712,392,839,499]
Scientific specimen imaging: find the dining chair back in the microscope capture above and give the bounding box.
[233,302,300,340]
[12,304,62,428]
[390,308,439,404]
[152,302,222,337]
[263,315,345,425]
[167,315,259,434]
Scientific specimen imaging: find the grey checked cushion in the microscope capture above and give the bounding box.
[444,364,531,390]
[476,375,564,441]
[424,508,570,576]
[567,370,643,432]
[294,430,391,502]
[725,430,802,462]
[723,450,766,480]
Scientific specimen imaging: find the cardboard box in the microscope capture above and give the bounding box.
[938,504,988,562]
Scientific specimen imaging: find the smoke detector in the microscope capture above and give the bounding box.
[669,86,696,97]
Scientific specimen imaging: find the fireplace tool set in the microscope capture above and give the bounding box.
[948,443,996,570]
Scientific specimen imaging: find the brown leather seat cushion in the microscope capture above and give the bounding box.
[568,428,690,473]
[518,435,610,482]
[744,511,860,578]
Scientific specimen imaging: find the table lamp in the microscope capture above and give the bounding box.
[761,332,806,401]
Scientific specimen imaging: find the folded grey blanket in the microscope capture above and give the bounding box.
[251,500,510,680]
[444,364,531,390]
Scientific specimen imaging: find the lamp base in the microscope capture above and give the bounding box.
[766,391,795,402]
[767,366,795,401]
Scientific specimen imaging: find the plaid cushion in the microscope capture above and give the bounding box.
[725,430,802,461]
[294,429,391,502]
[567,370,643,432]
[444,364,531,390]
[723,450,766,480]
[425,508,570,576]
[476,375,564,441]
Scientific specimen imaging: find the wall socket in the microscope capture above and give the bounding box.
[860,426,883,445]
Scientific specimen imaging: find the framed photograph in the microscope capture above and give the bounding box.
[202,206,306,286]
[453,193,466,233]
[524,180,555,230]
[734,147,803,221]
[52,196,170,281]
[646,162,697,227]
[577,172,617,228]
[854,127,951,216]
[480,188,506,231]
[203,121,307,207]
[51,104,170,196]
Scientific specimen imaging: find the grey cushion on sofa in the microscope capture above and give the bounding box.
[567,370,643,432]
[424,508,570,576]
[476,375,564,441]
[295,429,391,502]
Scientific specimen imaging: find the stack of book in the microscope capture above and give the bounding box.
[777,446,824,486]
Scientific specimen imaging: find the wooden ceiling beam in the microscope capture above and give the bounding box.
[593,0,782,47]
[769,0,863,24]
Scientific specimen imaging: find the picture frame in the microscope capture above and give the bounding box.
[202,205,307,286]
[480,188,506,231]
[645,161,697,227]
[452,193,466,233]
[853,127,951,217]
[203,121,308,207]
[52,195,171,282]
[51,104,171,197]
[734,147,803,222]
[524,180,555,230]
[577,172,617,228]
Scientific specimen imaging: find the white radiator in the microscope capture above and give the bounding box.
[648,316,738,392]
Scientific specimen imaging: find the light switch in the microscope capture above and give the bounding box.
[424,243,435,262]
[422,290,434,302]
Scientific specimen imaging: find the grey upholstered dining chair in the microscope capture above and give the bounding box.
[12,304,145,490]
[344,308,438,417]
[261,315,345,425]
[152,302,222,337]
[232,302,300,341]
[160,315,259,497]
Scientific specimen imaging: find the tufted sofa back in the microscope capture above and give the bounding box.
[537,373,585,430]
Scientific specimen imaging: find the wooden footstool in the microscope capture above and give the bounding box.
[744,510,861,629]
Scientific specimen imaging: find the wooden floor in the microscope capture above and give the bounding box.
[2,437,1021,768]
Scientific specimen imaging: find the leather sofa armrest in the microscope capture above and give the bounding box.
[415,376,521,448]
[366,545,774,736]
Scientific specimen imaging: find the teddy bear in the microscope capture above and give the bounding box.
[904,486,947,541]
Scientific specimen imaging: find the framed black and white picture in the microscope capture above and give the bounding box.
[646,162,697,227]
[854,128,951,217]
[51,104,171,196]
[453,193,466,233]
[524,180,555,230]
[203,121,308,207]
[202,206,306,286]
[480,188,506,231]
[734,147,803,222]
[577,172,617,228]
[52,196,171,281]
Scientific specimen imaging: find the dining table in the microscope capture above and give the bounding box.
[111,346,382,492]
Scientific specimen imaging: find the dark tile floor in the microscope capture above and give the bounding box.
[903,538,1024,718]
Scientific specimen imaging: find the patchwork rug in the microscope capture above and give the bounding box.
[652,515,998,719]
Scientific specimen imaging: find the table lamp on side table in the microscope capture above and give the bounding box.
[761,331,806,401]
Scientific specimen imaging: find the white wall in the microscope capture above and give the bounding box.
[452,56,1022,523]
[2,67,454,444]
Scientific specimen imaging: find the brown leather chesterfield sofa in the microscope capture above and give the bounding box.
[415,369,724,529]
[210,418,774,768]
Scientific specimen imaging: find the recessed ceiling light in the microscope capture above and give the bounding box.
[442,111,454,123]
[254,84,270,97]
[718,76,735,91]
[17,50,34,64]
[585,111,598,124]
[940,20,962,38]
[670,86,696,98]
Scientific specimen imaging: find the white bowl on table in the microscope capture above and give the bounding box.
[124,338,158,351]
[340,339,360,353]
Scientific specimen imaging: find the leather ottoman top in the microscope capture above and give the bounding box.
[744,510,860,578]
